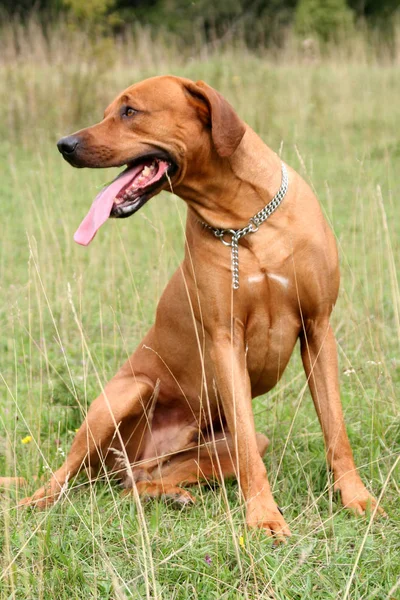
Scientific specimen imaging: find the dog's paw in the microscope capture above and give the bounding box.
[18,486,57,510]
[124,482,196,506]
[246,498,291,543]
[163,488,195,506]
[18,476,67,509]
[335,477,386,517]
[343,494,387,518]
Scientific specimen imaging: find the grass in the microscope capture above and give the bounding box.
[0,20,400,599]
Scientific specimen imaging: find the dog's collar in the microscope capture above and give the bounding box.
[201,162,288,290]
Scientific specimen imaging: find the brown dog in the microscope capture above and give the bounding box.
[14,76,382,538]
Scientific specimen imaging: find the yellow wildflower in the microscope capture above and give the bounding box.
[239,535,245,548]
[21,435,32,444]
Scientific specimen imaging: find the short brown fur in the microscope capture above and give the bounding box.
[11,76,383,539]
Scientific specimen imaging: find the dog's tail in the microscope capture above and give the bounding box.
[0,476,38,489]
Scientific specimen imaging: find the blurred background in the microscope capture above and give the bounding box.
[1,0,400,144]
[1,0,399,49]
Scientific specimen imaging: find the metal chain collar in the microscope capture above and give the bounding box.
[201,162,288,290]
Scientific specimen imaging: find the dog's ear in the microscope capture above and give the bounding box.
[183,80,245,158]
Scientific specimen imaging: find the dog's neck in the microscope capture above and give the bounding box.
[175,126,283,231]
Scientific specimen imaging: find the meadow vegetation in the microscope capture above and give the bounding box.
[0,17,399,599]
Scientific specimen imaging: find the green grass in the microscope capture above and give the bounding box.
[0,33,400,599]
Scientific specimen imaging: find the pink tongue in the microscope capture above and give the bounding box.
[74,166,141,246]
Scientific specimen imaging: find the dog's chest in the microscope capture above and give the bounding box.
[242,270,301,393]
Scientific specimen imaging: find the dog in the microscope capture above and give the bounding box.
[8,76,383,540]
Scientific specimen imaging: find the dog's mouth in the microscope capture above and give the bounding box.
[111,155,176,218]
[74,152,177,246]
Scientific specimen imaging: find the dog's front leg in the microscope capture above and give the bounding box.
[301,320,383,515]
[211,327,291,540]
[19,361,154,508]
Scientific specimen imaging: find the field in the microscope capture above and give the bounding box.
[0,23,399,599]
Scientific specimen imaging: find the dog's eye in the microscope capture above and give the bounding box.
[122,106,137,118]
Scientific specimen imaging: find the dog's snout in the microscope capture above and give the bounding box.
[57,135,80,156]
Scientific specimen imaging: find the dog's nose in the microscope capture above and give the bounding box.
[57,135,80,155]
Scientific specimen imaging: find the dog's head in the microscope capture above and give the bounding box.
[57,76,245,245]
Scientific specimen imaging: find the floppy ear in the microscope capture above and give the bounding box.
[183,80,246,158]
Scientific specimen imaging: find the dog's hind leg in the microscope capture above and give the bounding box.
[127,431,269,504]
[19,359,155,509]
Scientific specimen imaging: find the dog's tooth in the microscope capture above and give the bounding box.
[142,166,151,177]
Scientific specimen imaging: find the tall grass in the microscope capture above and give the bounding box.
[1,13,400,145]
[0,14,399,600]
